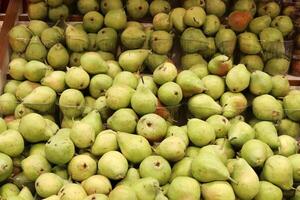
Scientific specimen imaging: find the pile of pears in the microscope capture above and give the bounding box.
[0,0,299,199]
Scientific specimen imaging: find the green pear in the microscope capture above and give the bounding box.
[137,76,158,95]
[137,113,168,142]
[117,167,140,187]
[203,15,220,36]
[117,132,152,163]
[153,62,177,85]
[153,13,172,31]
[100,0,123,14]
[35,173,63,198]
[238,32,262,54]
[262,155,293,190]
[25,36,47,61]
[249,15,272,34]
[150,31,173,54]
[69,52,83,67]
[119,49,149,72]
[81,175,111,195]
[240,55,264,72]
[189,63,209,79]
[283,91,300,121]
[8,25,32,53]
[215,29,236,56]
[187,118,215,147]
[240,139,268,167]
[202,181,235,200]
[249,71,272,96]
[91,130,117,156]
[188,94,222,119]
[139,156,171,185]
[206,115,230,138]
[208,55,233,76]
[106,60,122,78]
[47,43,69,69]
[166,126,189,147]
[8,58,27,81]
[155,136,186,162]
[80,52,108,74]
[48,4,69,22]
[4,80,21,95]
[265,58,290,75]
[59,89,85,118]
[29,143,46,157]
[205,0,226,17]
[228,121,255,148]
[107,108,138,134]
[150,0,171,16]
[199,145,228,164]
[199,37,217,58]
[185,146,201,158]
[167,177,200,200]
[170,8,186,32]
[0,153,13,182]
[271,75,290,97]
[0,130,24,157]
[0,93,18,116]
[41,27,64,48]
[288,154,300,182]
[104,9,127,30]
[58,183,87,200]
[202,75,225,100]
[133,177,160,200]
[41,71,66,93]
[68,155,97,181]
[97,51,114,60]
[81,110,103,134]
[70,121,95,149]
[98,151,128,180]
[145,53,168,72]
[21,154,51,181]
[65,25,89,52]
[18,186,34,200]
[24,60,49,82]
[226,64,250,93]
[254,181,283,200]
[184,6,206,27]
[181,53,206,69]
[254,121,279,149]
[233,0,256,16]
[271,16,294,37]
[252,94,283,121]
[220,92,248,118]
[259,27,284,57]
[191,151,230,182]
[113,71,139,89]
[65,67,90,90]
[0,183,19,199]
[131,84,157,115]
[94,96,112,121]
[126,0,149,19]
[109,185,137,200]
[6,119,20,131]
[258,2,280,18]
[121,27,146,49]
[176,70,205,97]
[215,138,236,159]
[96,27,118,52]
[170,157,193,181]
[277,119,300,138]
[230,158,260,200]
[83,11,103,33]
[277,135,298,157]
[180,27,207,53]
[142,26,154,49]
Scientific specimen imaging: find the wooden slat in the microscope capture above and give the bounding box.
[0,0,22,92]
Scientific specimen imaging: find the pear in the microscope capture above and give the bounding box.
[0,118,6,133]
[220,92,248,118]
[150,31,173,54]
[150,0,171,16]
[104,9,127,30]
[215,29,236,56]
[188,94,222,119]
[228,11,253,32]
[249,15,272,34]
[167,177,200,200]
[238,32,261,54]
[258,2,280,18]
[0,93,18,116]
[48,4,69,22]
[96,27,118,52]
[89,74,112,98]
[199,145,228,164]
[271,16,294,37]
[29,143,46,157]
[8,58,27,81]
[158,82,182,106]
[106,60,122,78]
[202,75,225,100]
[153,13,172,31]
[94,96,112,121]
[254,121,279,149]
[121,27,146,49]
[59,89,85,118]
[41,71,66,93]
[137,113,168,142]
[47,43,69,69]
[240,55,264,72]
[252,94,283,121]
[41,27,64,48]
[277,135,298,157]
[233,0,256,16]
[185,146,201,158]
[249,71,272,96]
[81,110,103,134]
[166,126,189,147]
[65,25,89,52]
[105,85,134,110]
[7,119,21,131]
[68,155,97,181]
[145,53,168,72]
[107,108,138,134]
[202,181,235,200]
[215,138,236,159]
[181,53,206,69]
[283,91,300,121]
[230,158,260,200]
[98,151,128,180]
[206,115,230,138]
[139,156,171,185]
[97,51,114,60]
[58,183,87,200]
[25,36,47,62]
[117,132,152,163]
[228,121,255,148]
[69,52,83,66]
[131,84,157,115]
[24,60,49,83]
[288,154,300,181]
[0,153,13,182]
[271,75,290,97]
[137,76,158,95]
[133,177,160,200]
[80,52,108,74]
[265,58,290,75]
[254,181,283,200]
[199,37,217,59]
[262,155,293,190]
[277,119,300,138]
[0,130,24,157]
[70,121,95,149]
[205,0,226,17]
[109,185,137,200]
[0,183,20,199]
[203,15,220,36]
[18,186,34,200]
[113,71,139,89]
[119,49,149,72]
[259,28,285,57]
[184,6,206,27]
[208,55,233,76]
[126,0,149,19]
[153,62,177,85]
[240,139,268,167]
[8,25,32,53]
[4,80,21,95]
[35,173,63,198]
[170,157,193,181]
[142,26,154,50]
[82,175,111,195]
[83,11,103,33]
[226,64,250,93]
[21,155,51,181]
[23,86,56,113]
[100,0,123,14]
[117,167,140,187]
[91,130,117,156]
[28,2,47,19]
[155,136,186,162]
[180,27,207,53]
[176,70,205,97]
[170,8,186,32]
[187,118,215,147]
[191,151,230,182]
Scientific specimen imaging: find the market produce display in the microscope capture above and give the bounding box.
[0,0,299,199]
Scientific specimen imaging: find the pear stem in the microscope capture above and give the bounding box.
[141,76,145,84]
[228,177,237,184]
